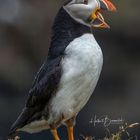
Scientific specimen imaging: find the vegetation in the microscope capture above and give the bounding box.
[80,123,139,140]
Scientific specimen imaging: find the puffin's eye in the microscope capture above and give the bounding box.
[83,0,88,4]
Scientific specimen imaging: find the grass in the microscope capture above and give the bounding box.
[80,123,139,140]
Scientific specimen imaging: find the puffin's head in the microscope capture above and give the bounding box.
[63,0,116,28]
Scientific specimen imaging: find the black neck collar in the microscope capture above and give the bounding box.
[48,7,91,58]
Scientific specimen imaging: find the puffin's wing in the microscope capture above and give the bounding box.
[26,56,62,107]
[9,56,62,136]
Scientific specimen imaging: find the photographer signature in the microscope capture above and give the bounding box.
[90,115,124,127]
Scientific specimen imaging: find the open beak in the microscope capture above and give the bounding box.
[90,0,117,28]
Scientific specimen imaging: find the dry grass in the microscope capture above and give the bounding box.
[80,123,139,140]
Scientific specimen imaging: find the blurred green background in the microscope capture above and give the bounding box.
[0,0,140,139]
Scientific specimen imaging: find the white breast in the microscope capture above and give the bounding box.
[48,33,103,124]
[19,33,103,134]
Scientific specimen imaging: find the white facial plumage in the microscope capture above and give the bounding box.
[63,0,100,26]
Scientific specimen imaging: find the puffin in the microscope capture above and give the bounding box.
[8,0,116,140]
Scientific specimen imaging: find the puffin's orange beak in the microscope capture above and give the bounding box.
[90,0,117,28]
[100,0,116,12]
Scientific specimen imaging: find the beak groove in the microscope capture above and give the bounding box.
[99,0,117,12]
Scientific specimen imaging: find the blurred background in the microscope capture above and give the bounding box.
[0,0,140,139]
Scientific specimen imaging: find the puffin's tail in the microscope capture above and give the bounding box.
[7,107,35,140]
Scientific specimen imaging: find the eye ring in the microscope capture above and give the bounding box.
[83,0,88,4]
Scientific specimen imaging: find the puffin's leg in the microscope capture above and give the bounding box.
[65,117,76,140]
[67,125,74,140]
[51,128,60,140]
